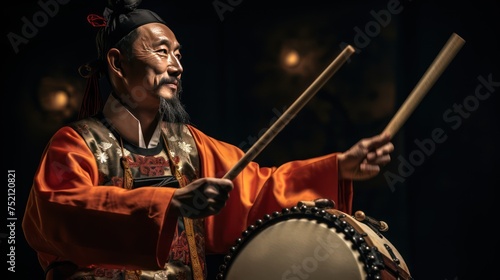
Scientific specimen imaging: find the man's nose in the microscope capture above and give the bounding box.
[167,64,182,76]
[167,57,183,76]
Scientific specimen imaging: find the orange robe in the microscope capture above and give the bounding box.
[22,124,353,272]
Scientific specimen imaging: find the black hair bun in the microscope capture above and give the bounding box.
[106,0,142,13]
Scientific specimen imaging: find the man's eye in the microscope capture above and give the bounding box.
[175,53,182,60]
[158,49,168,54]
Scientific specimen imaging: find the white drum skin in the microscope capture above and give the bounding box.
[217,205,412,280]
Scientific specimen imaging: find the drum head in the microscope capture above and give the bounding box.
[224,217,365,280]
[217,206,393,280]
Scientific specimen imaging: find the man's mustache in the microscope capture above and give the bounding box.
[156,77,181,89]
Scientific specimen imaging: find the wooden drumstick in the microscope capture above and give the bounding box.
[383,33,465,138]
[223,45,356,180]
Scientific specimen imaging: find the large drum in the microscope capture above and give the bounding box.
[216,200,412,280]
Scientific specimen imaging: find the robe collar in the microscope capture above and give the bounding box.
[102,93,162,149]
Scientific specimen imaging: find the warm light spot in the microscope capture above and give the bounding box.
[37,76,82,121]
[283,49,300,67]
[52,90,69,109]
[40,90,68,111]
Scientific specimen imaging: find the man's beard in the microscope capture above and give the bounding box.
[159,80,190,124]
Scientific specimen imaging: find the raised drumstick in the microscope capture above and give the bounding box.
[223,45,356,180]
[383,33,465,138]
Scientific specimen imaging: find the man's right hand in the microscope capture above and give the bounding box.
[337,133,394,181]
[171,178,234,219]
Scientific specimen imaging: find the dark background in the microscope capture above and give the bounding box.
[2,0,499,279]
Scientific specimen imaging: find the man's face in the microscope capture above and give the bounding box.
[120,23,183,110]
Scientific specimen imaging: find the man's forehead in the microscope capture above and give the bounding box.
[136,23,180,48]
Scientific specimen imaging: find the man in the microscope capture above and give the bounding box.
[22,1,394,279]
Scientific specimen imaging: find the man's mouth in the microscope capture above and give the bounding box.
[165,83,177,90]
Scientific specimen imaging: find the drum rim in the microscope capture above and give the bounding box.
[216,204,408,280]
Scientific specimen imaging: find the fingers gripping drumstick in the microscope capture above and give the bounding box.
[383,33,465,138]
[223,45,356,180]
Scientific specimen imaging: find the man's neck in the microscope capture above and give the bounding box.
[102,94,162,148]
[132,111,160,145]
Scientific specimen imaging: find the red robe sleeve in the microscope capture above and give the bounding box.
[187,126,353,254]
[22,127,179,271]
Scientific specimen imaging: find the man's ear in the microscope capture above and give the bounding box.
[107,48,125,78]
